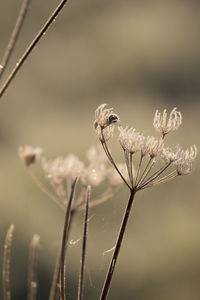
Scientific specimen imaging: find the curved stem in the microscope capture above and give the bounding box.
[100,129,131,190]
[99,190,136,300]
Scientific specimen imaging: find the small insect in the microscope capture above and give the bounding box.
[108,114,119,125]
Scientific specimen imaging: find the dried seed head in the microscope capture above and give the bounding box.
[174,145,197,175]
[94,104,119,129]
[118,126,145,153]
[141,136,164,158]
[42,154,83,184]
[153,107,182,136]
[18,145,43,166]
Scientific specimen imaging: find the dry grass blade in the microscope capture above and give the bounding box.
[27,234,40,300]
[2,224,15,300]
[0,0,31,81]
[0,0,69,99]
[77,186,91,300]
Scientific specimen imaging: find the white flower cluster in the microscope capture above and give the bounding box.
[153,107,182,136]
[94,104,119,141]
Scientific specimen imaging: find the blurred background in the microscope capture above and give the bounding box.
[0,0,200,299]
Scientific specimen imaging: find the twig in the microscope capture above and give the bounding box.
[0,0,31,81]
[27,234,40,300]
[0,0,69,99]
[2,224,15,300]
[77,186,91,300]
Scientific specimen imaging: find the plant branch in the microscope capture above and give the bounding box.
[0,0,69,99]
[77,186,91,300]
[99,190,136,300]
[60,178,78,300]
[0,0,31,81]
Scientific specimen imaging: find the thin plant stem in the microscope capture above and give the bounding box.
[99,189,136,300]
[2,224,15,300]
[100,129,131,190]
[49,212,75,300]
[136,156,154,187]
[129,152,134,188]
[140,171,177,190]
[0,0,31,81]
[27,234,40,300]
[28,169,65,210]
[77,186,91,300]
[60,178,78,300]
[138,162,171,190]
[0,0,69,99]
[135,153,144,186]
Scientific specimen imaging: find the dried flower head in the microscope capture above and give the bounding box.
[141,136,164,158]
[174,145,197,175]
[94,104,119,129]
[118,126,145,153]
[18,145,43,166]
[42,154,83,185]
[153,107,182,136]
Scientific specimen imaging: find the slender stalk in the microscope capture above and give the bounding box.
[0,0,69,99]
[136,157,154,187]
[49,212,75,300]
[2,224,15,300]
[138,162,171,190]
[129,152,134,188]
[123,150,132,187]
[0,0,31,81]
[100,129,131,190]
[140,171,177,190]
[60,178,78,300]
[77,186,91,300]
[27,234,40,300]
[99,189,136,300]
[135,153,144,186]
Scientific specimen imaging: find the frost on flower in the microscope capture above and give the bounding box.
[18,145,43,166]
[153,107,182,136]
[118,126,145,153]
[94,104,119,129]
[174,145,197,175]
[94,104,119,141]
[141,136,164,158]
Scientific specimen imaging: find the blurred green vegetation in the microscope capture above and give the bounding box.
[0,0,200,299]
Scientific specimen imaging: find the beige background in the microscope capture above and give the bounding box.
[0,0,199,299]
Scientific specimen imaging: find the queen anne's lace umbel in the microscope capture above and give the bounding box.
[94,104,197,191]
